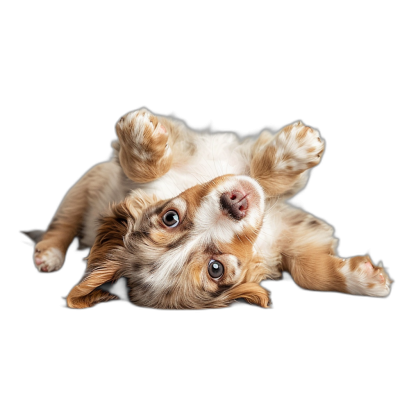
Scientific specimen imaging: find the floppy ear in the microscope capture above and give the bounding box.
[224,283,270,308]
[66,191,159,309]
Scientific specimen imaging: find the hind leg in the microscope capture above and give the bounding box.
[30,162,122,272]
[279,207,391,297]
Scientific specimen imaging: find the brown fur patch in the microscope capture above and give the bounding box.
[66,202,131,308]
[224,283,270,308]
[282,249,347,293]
[296,126,310,141]
[67,196,158,308]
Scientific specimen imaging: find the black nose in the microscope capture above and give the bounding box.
[220,190,248,220]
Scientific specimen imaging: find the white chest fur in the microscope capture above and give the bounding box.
[132,132,251,200]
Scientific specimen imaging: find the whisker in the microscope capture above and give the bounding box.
[280,251,294,259]
[235,233,243,244]
[265,195,280,214]
[186,171,208,188]
[244,234,255,246]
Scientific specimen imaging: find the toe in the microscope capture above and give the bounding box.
[35,257,44,265]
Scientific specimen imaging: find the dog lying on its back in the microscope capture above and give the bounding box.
[25,109,392,308]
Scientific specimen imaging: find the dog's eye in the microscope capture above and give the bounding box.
[208,260,224,279]
[162,210,180,227]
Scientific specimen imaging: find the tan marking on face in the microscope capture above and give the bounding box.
[188,257,206,286]
[150,229,179,246]
[219,223,258,262]
[179,175,235,219]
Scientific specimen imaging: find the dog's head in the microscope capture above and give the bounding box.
[67,175,272,309]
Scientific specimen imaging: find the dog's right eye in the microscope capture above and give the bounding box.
[162,210,180,227]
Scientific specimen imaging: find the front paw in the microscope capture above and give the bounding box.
[278,121,324,171]
[117,109,169,157]
[116,109,172,182]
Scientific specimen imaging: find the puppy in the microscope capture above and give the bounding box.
[25,109,392,308]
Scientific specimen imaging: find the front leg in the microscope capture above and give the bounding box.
[116,109,173,183]
[250,121,324,197]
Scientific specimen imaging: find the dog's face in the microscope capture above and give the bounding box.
[68,175,272,309]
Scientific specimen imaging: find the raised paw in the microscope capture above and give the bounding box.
[34,241,65,272]
[116,109,172,182]
[277,121,324,171]
[340,255,391,297]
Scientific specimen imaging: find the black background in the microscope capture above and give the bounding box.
[7,26,399,364]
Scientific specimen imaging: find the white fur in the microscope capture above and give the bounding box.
[132,132,249,200]
[274,122,324,172]
[35,247,65,272]
[339,259,390,296]
[193,176,265,244]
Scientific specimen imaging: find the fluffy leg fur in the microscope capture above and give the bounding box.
[115,108,196,183]
[251,121,324,198]
[279,207,391,296]
[32,162,125,272]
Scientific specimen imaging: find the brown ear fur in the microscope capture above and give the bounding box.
[224,283,270,308]
[66,192,159,309]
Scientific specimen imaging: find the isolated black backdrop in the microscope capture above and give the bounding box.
[5,49,398,354]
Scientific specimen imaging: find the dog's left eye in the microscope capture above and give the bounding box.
[162,210,180,227]
[208,260,224,279]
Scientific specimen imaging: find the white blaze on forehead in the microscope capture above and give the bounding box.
[144,238,199,289]
[193,175,265,244]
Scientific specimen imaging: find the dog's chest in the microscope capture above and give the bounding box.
[134,133,250,199]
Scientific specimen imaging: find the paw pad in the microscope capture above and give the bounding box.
[33,245,65,272]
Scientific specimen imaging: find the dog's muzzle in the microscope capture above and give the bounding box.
[220,190,249,220]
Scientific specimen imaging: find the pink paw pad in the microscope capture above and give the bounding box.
[157,123,166,134]
[35,257,44,265]
[364,261,374,273]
